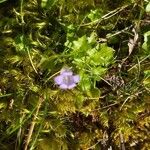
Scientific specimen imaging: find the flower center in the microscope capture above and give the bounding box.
[63,75,74,85]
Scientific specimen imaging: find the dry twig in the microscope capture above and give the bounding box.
[24,96,44,150]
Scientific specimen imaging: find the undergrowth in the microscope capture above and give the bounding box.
[0,0,150,149]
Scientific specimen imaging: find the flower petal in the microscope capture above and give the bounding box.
[73,75,80,83]
[60,68,73,75]
[59,84,68,89]
[54,75,63,85]
[68,83,76,89]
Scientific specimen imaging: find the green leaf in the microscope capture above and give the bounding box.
[86,47,97,56]
[73,57,87,68]
[72,35,91,57]
[79,73,91,91]
[144,70,150,78]
[99,44,114,66]
[87,32,97,44]
[142,31,150,54]
[30,85,40,93]
[0,103,6,109]
[8,55,22,64]
[13,35,28,56]
[38,55,58,71]
[0,0,7,3]
[143,70,150,87]
[86,87,100,98]
[41,0,56,8]
[90,44,114,66]
[146,2,150,13]
[41,0,47,8]
[74,93,85,109]
[72,36,86,49]
[87,9,102,21]
[91,66,107,77]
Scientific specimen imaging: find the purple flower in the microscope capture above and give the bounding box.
[54,68,80,89]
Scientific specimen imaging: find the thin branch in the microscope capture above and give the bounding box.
[24,96,44,150]
[87,139,102,150]
[91,102,118,112]
[26,47,38,74]
[80,5,128,27]
[0,93,12,98]
[128,54,150,71]
[119,132,126,150]
[20,0,25,24]
[120,96,131,111]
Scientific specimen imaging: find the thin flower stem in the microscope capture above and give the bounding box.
[44,70,61,84]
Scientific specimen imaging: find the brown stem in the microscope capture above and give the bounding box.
[120,132,125,150]
[24,96,44,150]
